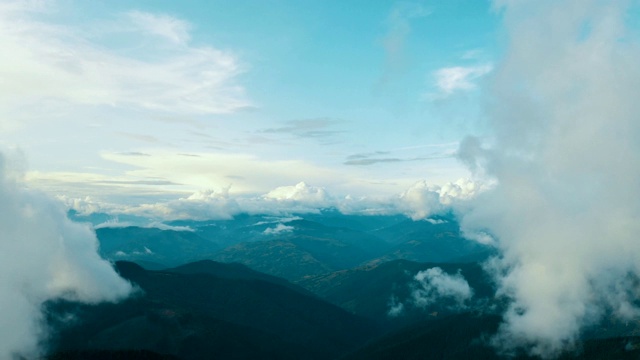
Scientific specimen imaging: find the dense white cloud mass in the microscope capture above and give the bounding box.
[397,178,488,220]
[263,182,330,204]
[412,267,473,308]
[460,0,640,357]
[0,152,132,359]
[59,178,487,221]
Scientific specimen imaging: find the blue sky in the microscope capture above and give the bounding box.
[0,0,500,210]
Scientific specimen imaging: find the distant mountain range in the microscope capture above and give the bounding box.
[86,211,494,281]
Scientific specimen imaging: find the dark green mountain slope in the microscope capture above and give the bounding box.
[345,312,502,360]
[345,313,640,360]
[48,261,380,360]
[166,259,313,296]
[298,260,496,327]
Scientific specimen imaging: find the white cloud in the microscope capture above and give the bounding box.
[387,295,405,317]
[100,151,344,196]
[56,177,489,222]
[263,223,294,235]
[396,178,489,220]
[460,0,640,357]
[412,267,473,308]
[126,10,191,45]
[433,64,492,96]
[264,182,330,203]
[93,219,194,232]
[397,180,443,220]
[0,3,249,121]
[0,151,132,359]
[425,218,446,224]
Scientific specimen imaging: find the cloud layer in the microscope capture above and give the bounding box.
[60,178,488,222]
[0,151,132,359]
[460,0,640,357]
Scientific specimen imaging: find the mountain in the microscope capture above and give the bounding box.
[345,312,640,360]
[48,261,380,360]
[211,219,390,281]
[298,259,497,328]
[48,349,180,360]
[96,227,220,267]
[166,259,313,296]
[345,312,502,360]
[91,212,493,282]
[372,217,492,263]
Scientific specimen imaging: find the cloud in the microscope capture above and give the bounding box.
[99,151,344,196]
[433,64,492,96]
[397,180,444,220]
[344,157,403,166]
[260,118,344,139]
[126,10,191,45]
[387,295,405,317]
[0,2,249,119]
[57,177,489,222]
[93,219,195,232]
[396,178,488,220]
[344,147,456,166]
[412,267,473,308]
[263,182,329,203]
[459,0,640,357]
[263,223,294,235]
[0,151,131,359]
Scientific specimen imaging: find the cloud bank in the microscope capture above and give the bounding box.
[460,0,640,357]
[0,152,132,359]
[60,178,488,222]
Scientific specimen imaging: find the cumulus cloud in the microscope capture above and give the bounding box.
[58,177,488,222]
[264,182,331,205]
[397,178,489,220]
[412,267,473,309]
[0,152,132,359]
[459,0,640,357]
[125,188,240,220]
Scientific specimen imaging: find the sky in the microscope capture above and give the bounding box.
[0,0,499,210]
[6,1,640,358]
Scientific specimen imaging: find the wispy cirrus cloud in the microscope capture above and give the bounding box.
[126,10,191,45]
[0,1,250,124]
